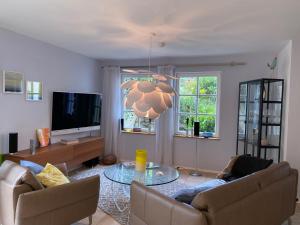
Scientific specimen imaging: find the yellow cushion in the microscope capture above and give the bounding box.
[36,163,70,187]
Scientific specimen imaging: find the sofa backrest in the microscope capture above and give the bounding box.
[130,181,208,225]
[191,162,298,225]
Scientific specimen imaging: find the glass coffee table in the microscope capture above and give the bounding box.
[104,162,179,186]
[102,163,179,214]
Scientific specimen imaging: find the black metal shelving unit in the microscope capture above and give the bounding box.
[236,78,284,163]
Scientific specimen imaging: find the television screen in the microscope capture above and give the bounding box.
[51,92,102,131]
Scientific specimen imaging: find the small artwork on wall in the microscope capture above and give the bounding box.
[3,71,24,94]
[26,81,43,101]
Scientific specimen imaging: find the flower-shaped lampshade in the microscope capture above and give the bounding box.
[121,80,175,119]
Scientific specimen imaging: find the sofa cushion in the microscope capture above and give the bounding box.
[230,155,273,178]
[22,171,44,190]
[20,160,44,174]
[172,179,226,204]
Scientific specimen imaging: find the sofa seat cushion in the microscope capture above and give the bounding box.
[22,171,44,190]
[172,179,226,204]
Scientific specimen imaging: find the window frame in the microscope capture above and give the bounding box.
[121,72,156,132]
[175,71,221,136]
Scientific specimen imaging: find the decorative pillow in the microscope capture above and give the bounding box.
[172,179,226,204]
[231,155,273,178]
[20,160,44,174]
[36,163,70,188]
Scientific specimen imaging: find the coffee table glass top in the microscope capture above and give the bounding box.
[104,162,179,186]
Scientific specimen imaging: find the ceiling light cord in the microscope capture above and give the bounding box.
[148,34,154,74]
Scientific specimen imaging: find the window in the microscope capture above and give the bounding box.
[121,73,155,132]
[176,72,220,135]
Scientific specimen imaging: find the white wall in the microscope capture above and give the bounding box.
[282,36,300,198]
[276,41,292,161]
[0,28,102,153]
[101,52,274,171]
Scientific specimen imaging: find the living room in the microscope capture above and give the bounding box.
[0,1,299,225]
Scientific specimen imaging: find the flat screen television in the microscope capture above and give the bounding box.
[51,92,102,135]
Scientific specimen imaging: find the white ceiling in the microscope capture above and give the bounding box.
[0,0,299,59]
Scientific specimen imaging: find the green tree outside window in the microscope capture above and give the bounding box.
[177,75,219,134]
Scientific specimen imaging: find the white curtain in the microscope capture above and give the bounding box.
[102,66,121,158]
[155,65,175,165]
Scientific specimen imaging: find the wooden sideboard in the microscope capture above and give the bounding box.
[5,136,104,170]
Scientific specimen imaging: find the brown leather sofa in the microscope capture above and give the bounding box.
[0,160,100,225]
[130,162,298,225]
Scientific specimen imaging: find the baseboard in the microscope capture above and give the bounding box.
[118,159,221,175]
[175,165,220,175]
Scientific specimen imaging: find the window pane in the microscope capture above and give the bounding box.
[198,115,216,133]
[122,76,153,95]
[178,114,197,131]
[179,96,196,113]
[123,76,152,82]
[198,76,217,94]
[140,118,154,131]
[179,77,197,95]
[198,96,217,114]
[124,111,139,128]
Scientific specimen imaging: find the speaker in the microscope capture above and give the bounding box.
[120,118,124,131]
[194,122,200,136]
[9,133,18,154]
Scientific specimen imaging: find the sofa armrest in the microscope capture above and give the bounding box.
[130,181,207,225]
[216,155,239,179]
[0,182,32,225]
[15,175,100,225]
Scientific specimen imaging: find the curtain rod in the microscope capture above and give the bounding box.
[101,61,246,69]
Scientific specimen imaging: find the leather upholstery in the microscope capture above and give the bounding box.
[0,160,100,225]
[0,160,28,185]
[130,181,208,225]
[191,175,259,212]
[130,162,298,225]
[216,156,239,179]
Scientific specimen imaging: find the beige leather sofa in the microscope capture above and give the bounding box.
[130,162,298,225]
[0,160,100,225]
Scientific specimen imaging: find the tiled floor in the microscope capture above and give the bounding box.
[74,167,300,225]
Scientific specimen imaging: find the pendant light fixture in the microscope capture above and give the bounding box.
[121,33,176,120]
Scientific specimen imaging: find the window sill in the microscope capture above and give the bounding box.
[174,134,221,140]
[121,130,156,135]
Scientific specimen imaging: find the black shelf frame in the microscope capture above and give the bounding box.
[236,78,284,163]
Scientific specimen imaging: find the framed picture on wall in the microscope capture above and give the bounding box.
[3,71,24,94]
[26,81,43,101]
